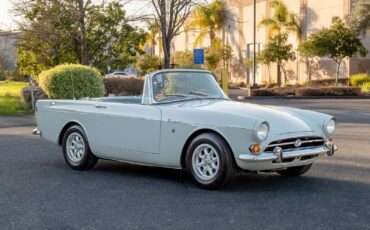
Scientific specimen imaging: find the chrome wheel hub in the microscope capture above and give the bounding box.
[66,132,85,162]
[192,144,220,181]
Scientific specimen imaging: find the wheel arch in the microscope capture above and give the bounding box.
[58,121,86,145]
[180,128,236,169]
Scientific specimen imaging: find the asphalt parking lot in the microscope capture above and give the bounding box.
[1,99,370,229]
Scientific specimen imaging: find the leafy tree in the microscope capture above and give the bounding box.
[136,54,160,74]
[258,0,301,39]
[151,0,193,68]
[173,50,194,68]
[259,33,296,85]
[205,40,233,73]
[258,0,300,84]
[345,0,370,36]
[298,38,317,85]
[186,0,226,47]
[307,17,368,85]
[257,52,273,84]
[15,0,146,76]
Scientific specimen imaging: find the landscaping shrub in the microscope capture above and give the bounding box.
[295,86,361,96]
[309,78,349,87]
[360,82,370,94]
[136,55,160,74]
[104,78,144,96]
[38,64,105,99]
[273,87,296,96]
[251,89,277,96]
[349,73,370,86]
[20,86,48,106]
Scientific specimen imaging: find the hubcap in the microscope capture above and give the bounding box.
[66,132,85,162]
[192,144,220,181]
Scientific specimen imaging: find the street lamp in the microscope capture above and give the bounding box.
[253,0,257,87]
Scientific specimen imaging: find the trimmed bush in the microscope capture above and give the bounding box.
[104,78,144,96]
[350,73,370,86]
[251,86,296,96]
[20,86,48,106]
[38,64,105,99]
[309,78,349,87]
[361,82,370,94]
[251,89,277,96]
[136,55,160,74]
[295,86,361,96]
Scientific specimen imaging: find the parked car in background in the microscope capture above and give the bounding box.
[104,71,136,79]
[33,69,338,189]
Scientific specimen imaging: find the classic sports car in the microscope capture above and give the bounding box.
[34,69,337,189]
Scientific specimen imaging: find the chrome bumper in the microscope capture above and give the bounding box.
[239,143,338,162]
[32,128,41,136]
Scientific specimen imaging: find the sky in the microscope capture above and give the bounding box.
[0,0,15,30]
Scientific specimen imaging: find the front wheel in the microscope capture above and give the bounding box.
[62,125,98,170]
[276,164,312,177]
[185,133,236,189]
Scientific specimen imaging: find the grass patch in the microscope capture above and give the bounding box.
[0,81,30,115]
[0,94,30,115]
[0,81,29,97]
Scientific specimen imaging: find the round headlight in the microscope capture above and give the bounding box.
[255,122,269,142]
[326,119,336,135]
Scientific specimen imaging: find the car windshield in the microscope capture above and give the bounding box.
[152,71,227,102]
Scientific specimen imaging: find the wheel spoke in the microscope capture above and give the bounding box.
[66,132,85,162]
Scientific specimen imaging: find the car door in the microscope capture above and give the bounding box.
[90,102,162,163]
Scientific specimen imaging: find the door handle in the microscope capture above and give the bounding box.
[95,105,107,109]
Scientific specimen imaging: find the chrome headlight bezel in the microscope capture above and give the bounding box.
[254,121,270,143]
[324,118,336,136]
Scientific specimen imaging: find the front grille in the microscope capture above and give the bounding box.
[264,136,324,152]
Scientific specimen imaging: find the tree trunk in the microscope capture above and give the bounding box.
[209,28,215,45]
[335,59,342,86]
[307,59,312,87]
[281,64,287,84]
[277,63,282,86]
[162,35,171,69]
[78,0,88,65]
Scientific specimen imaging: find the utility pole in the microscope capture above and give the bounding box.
[253,0,257,87]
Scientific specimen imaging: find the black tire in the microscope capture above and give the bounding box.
[62,125,98,170]
[276,164,312,177]
[185,133,236,189]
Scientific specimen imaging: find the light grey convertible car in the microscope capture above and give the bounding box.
[34,69,337,189]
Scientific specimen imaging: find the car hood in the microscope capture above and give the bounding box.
[160,99,326,135]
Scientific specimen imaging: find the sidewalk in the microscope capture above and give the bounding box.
[0,115,35,128]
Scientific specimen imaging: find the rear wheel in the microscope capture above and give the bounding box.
[276,164,312,177]
[186,133,236,189]
[62,125,98,170]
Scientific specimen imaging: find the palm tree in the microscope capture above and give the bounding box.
[185,0,226,47]
[259,0,301,39]
[258,0,301,85]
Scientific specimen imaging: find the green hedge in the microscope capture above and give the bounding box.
[350,73,370,86]
[39,64,105,99]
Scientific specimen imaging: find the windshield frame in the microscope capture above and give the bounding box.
[149,70,228,104]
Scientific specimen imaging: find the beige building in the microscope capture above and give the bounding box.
[166,0,370,84]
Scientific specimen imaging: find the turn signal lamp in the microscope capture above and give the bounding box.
[250,144,261,154]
